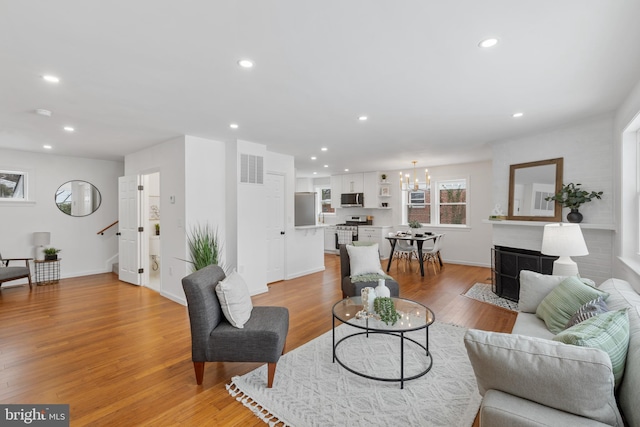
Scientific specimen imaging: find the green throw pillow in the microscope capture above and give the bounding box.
[536,276,609,334]
[553,309,630,388]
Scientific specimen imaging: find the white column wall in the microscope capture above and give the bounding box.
[125,136,187,304]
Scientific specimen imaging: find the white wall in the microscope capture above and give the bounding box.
[0,148,122,282]
[490,115,615,284]
[125,136,188,304]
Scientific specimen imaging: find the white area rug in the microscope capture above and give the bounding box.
[227,322,481,426]
[463,283,519,311]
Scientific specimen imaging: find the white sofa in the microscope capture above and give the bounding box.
[464,272,640,427]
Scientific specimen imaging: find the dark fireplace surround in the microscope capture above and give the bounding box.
[492,246,558,301]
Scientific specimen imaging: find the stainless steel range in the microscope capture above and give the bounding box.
[335,216,371,248]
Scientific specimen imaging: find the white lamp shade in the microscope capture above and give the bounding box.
[33,232,51,246]
[541,223,588,256]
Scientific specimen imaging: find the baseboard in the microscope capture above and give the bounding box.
[285,266,326,280]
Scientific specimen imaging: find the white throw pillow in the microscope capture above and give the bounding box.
[464,329,622,426]
[346,243,384,276]
[519,270,597,314]
[519,271,568,313]
[215,271,253,328]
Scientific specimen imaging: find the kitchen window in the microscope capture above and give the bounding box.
[318,187,335,214]
[0,170,27,200]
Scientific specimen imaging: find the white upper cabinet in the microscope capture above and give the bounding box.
[330,175,342,208]
[342,173,364,193]
[363,172,378,208]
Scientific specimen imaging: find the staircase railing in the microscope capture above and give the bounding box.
[97,220,119,235]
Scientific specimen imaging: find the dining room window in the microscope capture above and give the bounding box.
[407,189,431,224]
[437,179,467,225]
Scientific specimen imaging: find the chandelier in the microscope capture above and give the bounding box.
[400,161,430,192]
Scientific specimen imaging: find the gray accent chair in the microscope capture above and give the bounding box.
[0,253,33,289]
[181,265,289,388]
[339,244,400,298]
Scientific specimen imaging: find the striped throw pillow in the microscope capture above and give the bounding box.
[553,308,630,388]
[536,276,609,334]
[565,296,609,329]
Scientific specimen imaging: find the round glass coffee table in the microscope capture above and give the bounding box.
[332,296,435,389]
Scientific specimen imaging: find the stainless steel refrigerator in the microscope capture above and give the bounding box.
[294,192,316,226]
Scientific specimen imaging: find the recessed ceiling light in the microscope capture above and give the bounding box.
[512,112,524,118]
[311,156,317,160]
[63,126,75,132]
[321,147,328,151]
[35,109,52,117]
[238,59,254,68]
[324,165,328,168]
[43,145,52,149]
[478,38,499,48]
[358,116,368,121]
[230,123,239,129]
[42,75,60,83]
[344,169,349,172]
[313,172,317,175]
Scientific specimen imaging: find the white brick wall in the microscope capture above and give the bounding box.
[491,114,615,284]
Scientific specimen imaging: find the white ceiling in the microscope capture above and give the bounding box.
[2,1,640,178]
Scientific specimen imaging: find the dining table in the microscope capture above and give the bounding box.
[385,234,441,276]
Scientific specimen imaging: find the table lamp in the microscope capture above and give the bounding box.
[541,223,588,276]
[33,232,51,261]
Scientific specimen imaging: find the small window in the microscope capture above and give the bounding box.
[319,188,335,214]
[438,180,467,225]
[0,170,27,200]
[407,189,431,224]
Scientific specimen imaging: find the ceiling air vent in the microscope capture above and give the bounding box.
[240,153,264,185]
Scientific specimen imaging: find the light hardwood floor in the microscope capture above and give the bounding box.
[0,254,516,426]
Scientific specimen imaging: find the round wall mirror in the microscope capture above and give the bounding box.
[55,180,102,217]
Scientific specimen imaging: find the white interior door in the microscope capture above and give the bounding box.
[266,173,285,283]
[118,175,142,285]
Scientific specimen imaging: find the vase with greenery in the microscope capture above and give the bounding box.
[44,247,61,261]
[544,183,603,223]
[155,223,160,236]
[374,297,401,325]
[185,224,223,272]
[408,220,422,234]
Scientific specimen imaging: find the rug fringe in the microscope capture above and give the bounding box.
[226,379,290,427]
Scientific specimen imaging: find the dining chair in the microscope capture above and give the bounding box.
[422,234,444,274]
[389,233,417,272]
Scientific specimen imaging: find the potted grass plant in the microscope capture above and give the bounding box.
[185,223,223,271]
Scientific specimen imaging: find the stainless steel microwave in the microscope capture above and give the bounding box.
[341,193,364,207]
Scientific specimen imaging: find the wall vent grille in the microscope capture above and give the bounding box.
[240,153,264,184]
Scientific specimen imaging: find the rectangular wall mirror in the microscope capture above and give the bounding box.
[508,158,563,221]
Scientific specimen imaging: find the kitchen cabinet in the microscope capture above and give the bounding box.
[324,226,337,253]
[363,172,378,208]
[330,175,342,208]
[342,173,364,193]
[358,226,393,259]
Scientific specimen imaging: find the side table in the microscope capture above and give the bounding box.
[34,259,61,285]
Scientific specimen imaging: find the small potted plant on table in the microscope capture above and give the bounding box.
[408,220,423,236]
[43,248,61,261]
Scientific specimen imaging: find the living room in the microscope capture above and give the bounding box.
[2,1,640,425]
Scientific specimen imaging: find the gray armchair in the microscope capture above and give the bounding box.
[0,253,33,289]
[340,244,400,298]
[181,265,289,388]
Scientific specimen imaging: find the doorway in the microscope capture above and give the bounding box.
[144,172,161,292]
